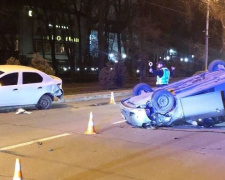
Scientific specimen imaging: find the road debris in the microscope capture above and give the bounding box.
[15,108,32,115]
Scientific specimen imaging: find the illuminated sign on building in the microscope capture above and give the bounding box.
[45,36,79,42]
[28,10,32,17]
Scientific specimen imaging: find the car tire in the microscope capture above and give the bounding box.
[151,89,175,114]
[208,59,225,72]
[36,95,52,110]
[132,83,153,96]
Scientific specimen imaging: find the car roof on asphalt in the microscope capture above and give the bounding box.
[0,65,39,73]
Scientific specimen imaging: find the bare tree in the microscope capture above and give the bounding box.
[210,0,225,54]
[0,1,21,63]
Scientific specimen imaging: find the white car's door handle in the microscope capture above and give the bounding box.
[13,88,18,91]
[38,87,42,89]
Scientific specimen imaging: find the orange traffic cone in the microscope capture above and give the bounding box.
[109,92,116,104]
[85,112,97,134]
[13,158,23,180]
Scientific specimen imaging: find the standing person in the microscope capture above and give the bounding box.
[149,60,175,87]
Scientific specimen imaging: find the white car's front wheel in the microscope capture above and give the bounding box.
[36,95,52,110]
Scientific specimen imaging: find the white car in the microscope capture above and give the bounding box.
[0,65,63,109]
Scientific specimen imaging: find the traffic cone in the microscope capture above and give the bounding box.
[109,92,116,104]
[13,158,23,180]
[85,112,97,134]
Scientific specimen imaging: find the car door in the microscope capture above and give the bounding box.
[17,72,45,105]
[0,72,20,106]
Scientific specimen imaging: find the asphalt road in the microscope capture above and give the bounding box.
[1,95,225,180]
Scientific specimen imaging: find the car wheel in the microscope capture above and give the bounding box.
[36,95,52,110]
[151,89,175,114]
[208,59,225,72]
[132,83,153,96]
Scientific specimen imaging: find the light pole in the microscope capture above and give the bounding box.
[205,0,209,71]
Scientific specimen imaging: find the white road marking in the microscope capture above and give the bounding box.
[112,120,126,124]
[0,133,71,151]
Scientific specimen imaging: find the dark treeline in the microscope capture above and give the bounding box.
[0,0,224,79]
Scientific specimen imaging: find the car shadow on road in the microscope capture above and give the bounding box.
[160,124,225,132]
[51,103,73,109]
[0,103,72,113]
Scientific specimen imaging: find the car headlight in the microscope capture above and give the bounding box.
[57,83,62,89]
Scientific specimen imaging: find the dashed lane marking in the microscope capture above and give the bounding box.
[112,120,126,124]
[0,133,71,151]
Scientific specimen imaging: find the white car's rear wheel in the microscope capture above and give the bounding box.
[36,95,52,109]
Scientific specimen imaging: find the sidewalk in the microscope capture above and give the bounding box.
[59,89,132,103]
[59,77,185,103]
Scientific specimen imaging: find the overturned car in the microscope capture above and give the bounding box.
[120,60,225,128]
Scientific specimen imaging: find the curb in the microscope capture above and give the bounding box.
[56,77,184,103]
[57,89,132,103]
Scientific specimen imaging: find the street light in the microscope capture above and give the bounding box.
[122,53,127,59]
[205,0,209,71]
[109,53,114,59]
[169,49,174,55]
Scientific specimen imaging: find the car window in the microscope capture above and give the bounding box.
[23,72,43,84]
[0,71,4,75]
[0,73,18,86]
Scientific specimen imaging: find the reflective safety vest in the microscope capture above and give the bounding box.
[156,68,170,85]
